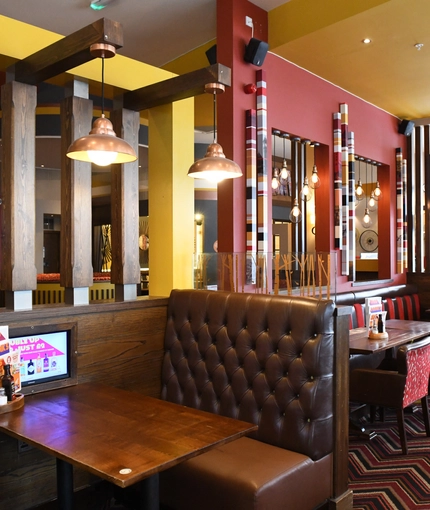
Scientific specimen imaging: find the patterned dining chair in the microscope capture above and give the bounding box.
[349,337,430,454]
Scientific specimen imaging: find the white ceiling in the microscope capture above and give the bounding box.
[0,0,284,68]
[3,0,430,195]
[1,0,430,120]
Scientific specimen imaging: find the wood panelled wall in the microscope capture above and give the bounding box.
[0,297,168,509]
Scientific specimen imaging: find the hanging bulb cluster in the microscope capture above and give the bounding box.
[300,176,313,202]
[271,130,290,196]
[289,198,302,223]
[355,157,365,201]
[361,159,373,228]
[272,130,281,192]
[310,142,320,189]
[372,162,382,200]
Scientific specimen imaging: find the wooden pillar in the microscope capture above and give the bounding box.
[60,81,93,305]
[1,81,38,310]
[148,100,194,297]
[110,107,140,301]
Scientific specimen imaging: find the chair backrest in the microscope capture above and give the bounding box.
[161,289,336,461]
[398,338,430,407]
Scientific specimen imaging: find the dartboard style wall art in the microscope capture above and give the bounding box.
[359,230,378,252]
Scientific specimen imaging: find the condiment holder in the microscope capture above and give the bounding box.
[368,331,388,340]
[0,394,24,414]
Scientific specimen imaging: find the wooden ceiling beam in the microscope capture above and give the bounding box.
[122,63,231,111]
[9,18,123,85]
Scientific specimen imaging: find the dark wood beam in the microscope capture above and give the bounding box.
[10,18,123,85]
[122,63,231,111]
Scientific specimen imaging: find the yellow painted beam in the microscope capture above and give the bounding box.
[0,15,174,90]
[148,99,195,296]
[269,0,391,49]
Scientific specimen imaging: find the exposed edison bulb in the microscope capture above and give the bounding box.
[361,207,373,228]
[88,150,118,166]
[272,169,280,190]
[289,198,302,223]
[280,160,289,180]
[368,191,377,211]
[373,181,382,199]
[310,165,321,189]
[300,177,313,202]
[355,180,365,201]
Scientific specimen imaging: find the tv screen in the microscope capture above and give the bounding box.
[8,323,77,394]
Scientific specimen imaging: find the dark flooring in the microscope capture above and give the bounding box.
[30,481,152,510]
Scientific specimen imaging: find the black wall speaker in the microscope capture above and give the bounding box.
[205,44,217,65]
[244,38,268,67]
[398,119,415,136]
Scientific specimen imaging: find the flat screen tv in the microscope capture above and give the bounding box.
[8,322,77,395]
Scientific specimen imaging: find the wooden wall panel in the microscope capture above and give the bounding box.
[0,297,168,509]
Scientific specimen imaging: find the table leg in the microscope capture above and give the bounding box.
[139,473,159,510]
[56,458,74,510]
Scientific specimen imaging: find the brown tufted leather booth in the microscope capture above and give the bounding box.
[159,289,352,510]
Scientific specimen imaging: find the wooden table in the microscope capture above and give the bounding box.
[349,319,430,354]
[0,383,257,510]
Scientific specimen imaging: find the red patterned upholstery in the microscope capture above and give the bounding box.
[350,338,430,454]
[403,342,430,407]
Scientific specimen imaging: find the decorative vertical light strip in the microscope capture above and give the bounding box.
[396,148,404,273]
[256,69,268,255]
[333,112,342,250]
[245,109,257,255]
[402,156,408,269]
[340,103,349,275]
[348,132,355,280]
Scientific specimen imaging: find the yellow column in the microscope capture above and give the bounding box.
[148,99,195,296]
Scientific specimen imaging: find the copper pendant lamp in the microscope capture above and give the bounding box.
[187,83,242,183]
[66,43,137,167]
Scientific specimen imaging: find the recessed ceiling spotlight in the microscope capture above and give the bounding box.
[362,38,372,44]
[415,43,424,51]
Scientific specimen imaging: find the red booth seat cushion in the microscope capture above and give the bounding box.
[348,294,421,329]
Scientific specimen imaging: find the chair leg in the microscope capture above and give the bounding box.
[421,396,430,437]
[396,408,408,455]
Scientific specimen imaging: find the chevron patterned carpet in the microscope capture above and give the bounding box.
[349,409,430,509]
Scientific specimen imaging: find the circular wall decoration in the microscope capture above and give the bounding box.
[359,230,378,252]
[139,234,149,251]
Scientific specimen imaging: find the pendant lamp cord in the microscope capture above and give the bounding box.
[213,92,217,144]
[101,56,105,117]
[365,160,368,208]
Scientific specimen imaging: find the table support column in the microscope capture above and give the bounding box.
[139,473,159,510]
[56,458,74,510]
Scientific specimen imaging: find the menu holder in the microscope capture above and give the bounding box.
[0,393,24,414]
[368,331,389,341]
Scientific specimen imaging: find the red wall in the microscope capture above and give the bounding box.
[216,0,407,291]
